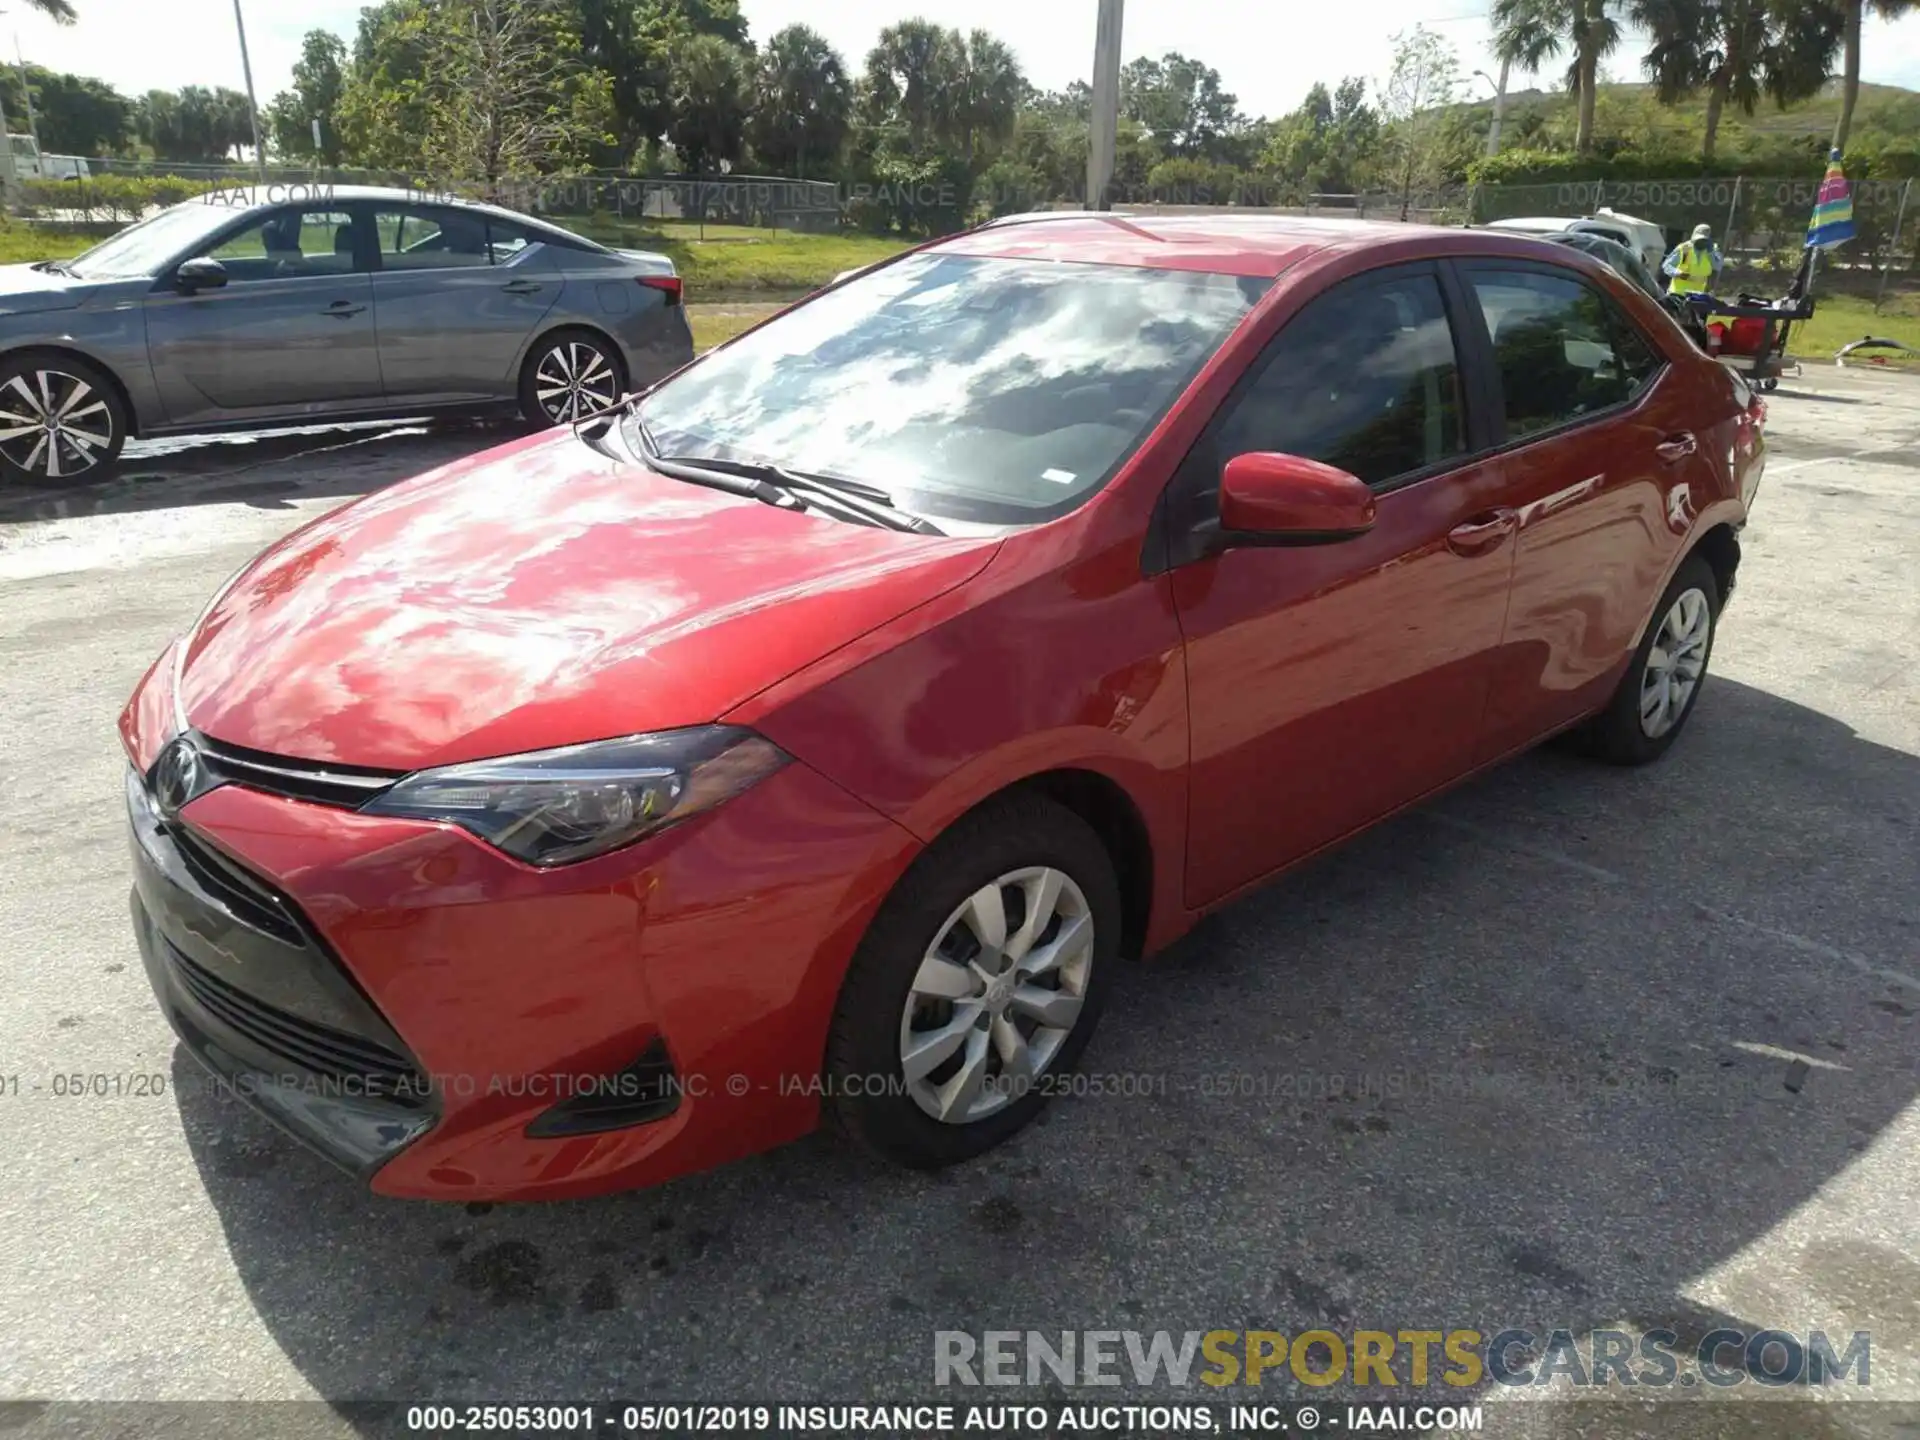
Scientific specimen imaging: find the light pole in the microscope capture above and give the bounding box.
[1086,0,1124,211]
[1474,59,1510,157]
[232,0,267,181]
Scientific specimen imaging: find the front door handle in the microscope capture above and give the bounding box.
[1447,508,1517,557]
[322,300,367,318]
[501,279,543,295]
[1656,432,1698,463]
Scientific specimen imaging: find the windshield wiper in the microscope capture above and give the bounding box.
[640,433,939,535]
[631,417,943,535]
[618,415,808,515]
[31,259,75,276]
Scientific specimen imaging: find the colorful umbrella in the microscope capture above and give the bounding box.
[1805,149,1856,250]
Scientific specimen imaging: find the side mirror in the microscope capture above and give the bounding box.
[173,256,228,293]
[1218,452,1376,546]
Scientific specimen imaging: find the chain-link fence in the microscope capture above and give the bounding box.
[14,161,843,236]
[1472,176,1918,301]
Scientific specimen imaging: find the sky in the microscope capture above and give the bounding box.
[8,0,1920,128]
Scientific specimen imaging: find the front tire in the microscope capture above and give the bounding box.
[1584,553,1720,765]
[518,329,626,427]
[827,794,1120,1169]
[0,352,127,485]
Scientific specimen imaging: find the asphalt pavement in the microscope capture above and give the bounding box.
[0,375,1916,1439]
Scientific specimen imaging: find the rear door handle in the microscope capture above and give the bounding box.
[1447,508,1517,557]
[501,279,543,295]
[322,300,366,318]
[1656,432,1698,462]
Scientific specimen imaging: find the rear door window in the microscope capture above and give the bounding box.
[1467,269,1663,440]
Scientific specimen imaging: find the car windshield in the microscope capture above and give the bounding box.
[67,201,240,279]
[636,253,1270,525]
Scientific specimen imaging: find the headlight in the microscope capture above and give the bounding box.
[362,726,789,867]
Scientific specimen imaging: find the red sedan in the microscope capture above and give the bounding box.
[119,214,1766,1200]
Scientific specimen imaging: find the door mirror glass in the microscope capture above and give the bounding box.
[1219,452,1377,544]
[173,256,228,292]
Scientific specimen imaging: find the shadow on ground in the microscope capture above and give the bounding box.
[0,417,518,526]
[170,676,1918,1435]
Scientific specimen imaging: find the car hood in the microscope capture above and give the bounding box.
[0,262,93,315]
[176,428,999,771]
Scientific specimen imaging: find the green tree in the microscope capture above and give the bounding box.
[860,18,965,151]
[1635,0,1841,161]
[1494,0,1623,155]
[265,30,348,164]
[949,29,1025,170]
[667,31,749,174]
[1120,52,1244,160]
[747,24,850,177]
[335,0,435,169]
[1825,0,1919,154]
[416,0,610,189]
[135,85,253,162]
[0,68,132,155]
[1261,77,1381,195]
[1379,26,1462,217]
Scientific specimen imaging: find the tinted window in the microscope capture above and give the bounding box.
[639,253,1267,525]
[201,209,359,282]
[373,205,492,270]
[1210,272,1465,488]
[1470,270,1661,439]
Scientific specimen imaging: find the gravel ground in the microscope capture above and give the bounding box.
[0,371,1915,1440]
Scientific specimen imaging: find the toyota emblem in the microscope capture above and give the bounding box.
[151,737,204,818]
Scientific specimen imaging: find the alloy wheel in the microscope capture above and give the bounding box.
[0,369,117,481]
[898,866,1095,1125]
[533,341,620,423]
[1640,586,1711,739]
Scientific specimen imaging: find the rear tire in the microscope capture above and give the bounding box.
[826,794,1120,1169]
[0,351,127,485]
[517,328,627,428]
[1581,554,1720,765]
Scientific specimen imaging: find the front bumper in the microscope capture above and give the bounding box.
[124,743,920,1201]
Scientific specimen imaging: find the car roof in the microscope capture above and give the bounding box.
[194,184,606,246]
[929,211,1618,279]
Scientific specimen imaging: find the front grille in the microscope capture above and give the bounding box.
[193,731,400,810]
[168,824,304,945]
[166,940,431,1104]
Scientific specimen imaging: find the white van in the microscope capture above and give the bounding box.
[1484,209,1668,274]
[6,134,91,180]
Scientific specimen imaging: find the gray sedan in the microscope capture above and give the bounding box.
[0,186,694,484]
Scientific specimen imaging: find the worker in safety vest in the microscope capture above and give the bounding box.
[1663,223,1723,296]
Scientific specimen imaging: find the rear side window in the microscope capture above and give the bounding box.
[1208,272,1466,489]
[1468,270,1662,440]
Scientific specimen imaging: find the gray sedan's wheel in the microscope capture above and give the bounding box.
[518,330,626,427]
[827,793,1119,1169]
[0,354,127,485]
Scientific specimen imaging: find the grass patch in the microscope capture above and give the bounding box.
[688,303,782,353]
[1787,291,1920,367]
[573,218,908,294]
[0,225,98,265]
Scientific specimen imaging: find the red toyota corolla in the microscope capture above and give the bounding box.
[120,215,1765,1201]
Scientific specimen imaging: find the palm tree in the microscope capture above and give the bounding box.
[20,0,76,20]
[747,24,851,178]
[1828,0,1918,154]
[1493,0,1622,156]
[1636,0,1840,162]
